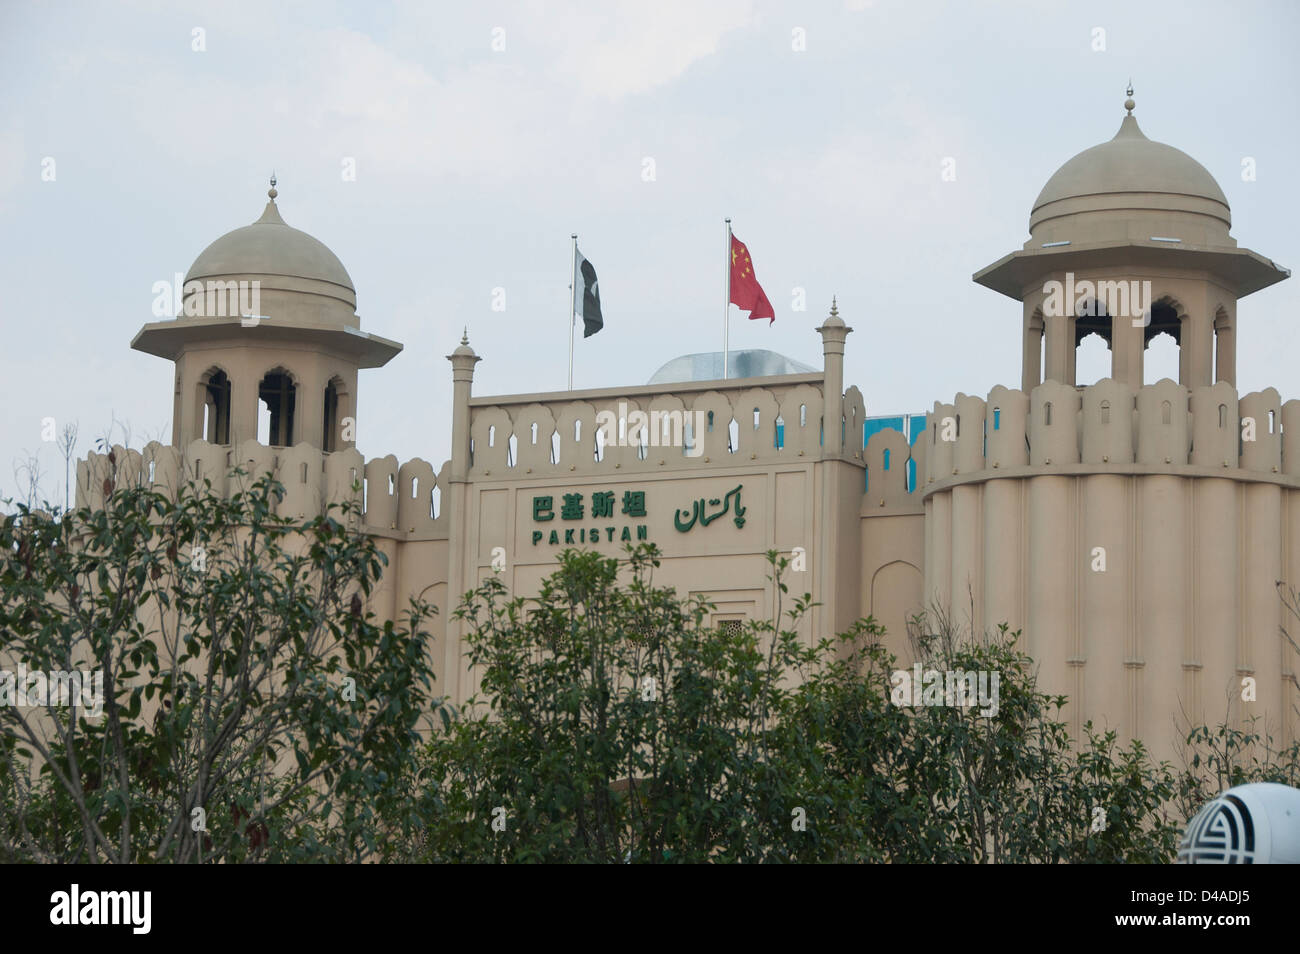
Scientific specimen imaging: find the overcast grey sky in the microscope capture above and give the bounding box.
[1,0,1297,503]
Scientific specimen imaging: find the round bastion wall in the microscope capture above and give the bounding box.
[919,378,1300,751]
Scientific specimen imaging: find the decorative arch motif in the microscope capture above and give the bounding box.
[646,394,690,461]
[195,364,233,446]
[257,365,300,447]
[324,447,364,528]
[842,386,865,456]
[513,404,558,472]
[277,443,322,519]
[398,458,438,532]
[781,384,824,456]
[1073,299,1112,387]
[554,401,597,470]
[732,388,779,460]
[322,373,353,453]
[1144,294,1187,348]
[1213,304,1234,385]
[470,407,513,475]
[364,454,399,529]
[689,391,733,460]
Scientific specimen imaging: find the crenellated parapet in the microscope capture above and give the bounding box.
[75,440,450,539]
[864,427,913,508]
[463,375,864,476]
[916,379,1296,489]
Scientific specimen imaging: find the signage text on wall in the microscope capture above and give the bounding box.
[531,489,647,545]
[528,483,747,545]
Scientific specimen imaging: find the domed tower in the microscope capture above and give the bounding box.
[132,179,402,451]
[976,90,1287,390]
[922,92,1296,760]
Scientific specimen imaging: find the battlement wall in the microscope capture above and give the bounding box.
[465,377,866,475]
[75,440,450,539]
[860,379,1294,499]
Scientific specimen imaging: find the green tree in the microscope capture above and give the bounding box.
[413,544,823,862]
[0,463,438,863]
[414,545,1183,862]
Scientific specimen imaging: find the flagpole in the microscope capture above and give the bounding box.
[568,234,577,390]
[723,217,732,380]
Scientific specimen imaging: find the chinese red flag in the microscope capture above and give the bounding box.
[729,234,775,324]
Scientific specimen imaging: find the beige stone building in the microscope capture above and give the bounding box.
[80,95,1298,760]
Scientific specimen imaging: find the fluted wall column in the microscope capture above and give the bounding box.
[1027,475,1072,713]
[1287,489,1300,746]
[1195,479,1239,730]
[1080,475,1127,740]
[1243,483,1282,725]
[816,303,854,644]
[950,484,982,632]
[817,303,852,457]
[444,332,481,706]
[982,479,1022,635]
[1139,476,1187,743]
[447,333,481,482]
[927,491,953,613]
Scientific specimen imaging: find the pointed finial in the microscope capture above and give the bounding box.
[819,294,848,332]
[461,327,469,346]
[268,171,278,201]
[1124,81,1135,115]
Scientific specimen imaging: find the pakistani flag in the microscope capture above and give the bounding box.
[574,246,603,337]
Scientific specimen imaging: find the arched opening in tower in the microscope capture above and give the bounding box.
[1144,300,1181,385]
[1213,306,1233,385]
[1074,301,1112,386]
[201,369,231,445]
[322,377,350,452]
[258,369,297,447]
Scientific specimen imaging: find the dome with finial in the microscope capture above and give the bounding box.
[451,327,477,358]
[1028,89,1232,245]
[823,294,845,327]
[185,177,356,308]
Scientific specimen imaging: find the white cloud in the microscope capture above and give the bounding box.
[390,0,756,101]
[543,0,757,100]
